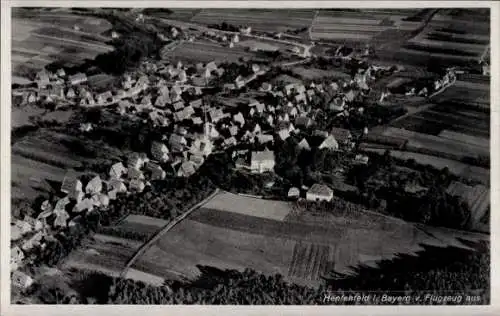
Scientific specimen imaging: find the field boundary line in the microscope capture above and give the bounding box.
[120,188,220,278]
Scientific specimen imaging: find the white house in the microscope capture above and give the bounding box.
[319,135,339,151]
[109,162,127,179]
[68,73,87,86]
[151,141,170,162]
[250,150,275,173]
[306,184,334,202]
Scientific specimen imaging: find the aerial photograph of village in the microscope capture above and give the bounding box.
[9,6,490,305]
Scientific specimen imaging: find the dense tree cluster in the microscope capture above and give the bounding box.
[346,151,472,229]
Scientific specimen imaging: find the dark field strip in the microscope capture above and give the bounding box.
[390,115,489,138]
[403,43,478,57]
[190,208,345,244]
[426,32,489,45]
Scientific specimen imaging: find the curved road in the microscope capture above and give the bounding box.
[120,188,220,278]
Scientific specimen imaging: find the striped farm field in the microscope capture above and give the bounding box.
[377,127,489,160]
[12,10,113,77]
[310,10,398,42]
[128,191,488,287]
[190,9,316,33]
[163,41,254,63]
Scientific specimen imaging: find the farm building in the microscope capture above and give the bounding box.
[261,82,272,92]
[11,271,34,290]
[208,108,225,123]
[129,179,146,193]
[172,101,185,111]
[11,223,22,241]
[91,193,110,208]
[127,152,149,170]
[145,162,167,180]
[109,162,127,179]
[288,187,300,199]
[11,246,24,271]
[319,135,339,150]
[24,216,43,232]
[177,161,197,178]
[128,168,145,180]
[22,231,44,252]
[13,220,32,236]
[35,69,50,88]
[223,136,238,148]
[190,99,203,108]
[69,73,88,86]
[73,198,94,213]
[306,184,334,202]
[85,176,103,195]
[296,138,311,151]
[295,116,313,128]
[151,141,170,162]
[53,208,70,228]
[330,127,352,145]
[61,172,82,197]
[108,178,127,193]
[278,129,290,141]
[250,150,275,174]
[169,134,188,152]
[233,112,245,126]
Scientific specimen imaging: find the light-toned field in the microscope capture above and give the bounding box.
[237,40,280,52]
[163,41,254,63]
[363,148,489,185]
[12,11,113,77]
[202,191,292,221]
[130,193,488,287]
[310,10,398,41]
[190,9,316,33]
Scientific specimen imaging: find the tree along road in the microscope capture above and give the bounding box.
[120,188,221,278]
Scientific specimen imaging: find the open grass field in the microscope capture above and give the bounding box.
[129,192,488,287]
[11,106,46,128]
[11,129,123,201]
[12,10,113,78]
[63,234,142,277]
[190,9,316,33]
[162,40,255,63]
[202,192,293,221]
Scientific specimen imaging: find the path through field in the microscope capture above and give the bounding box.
[120,188,220,278]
